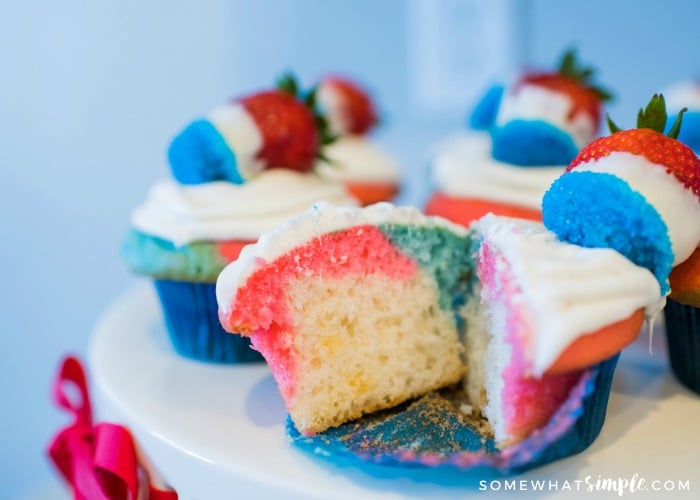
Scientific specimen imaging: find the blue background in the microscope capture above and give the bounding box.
[2,0,699,497]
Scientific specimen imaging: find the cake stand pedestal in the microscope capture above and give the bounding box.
[88,285,699,499]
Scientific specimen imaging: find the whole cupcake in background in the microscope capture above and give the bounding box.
[541,94,700,393]
[426,49,612,227]
[122,75,357,363]
[661,81,700,393]
[314,75,401,205]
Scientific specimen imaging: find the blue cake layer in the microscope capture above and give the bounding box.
[121,229,230,282]
[378,224,477,313]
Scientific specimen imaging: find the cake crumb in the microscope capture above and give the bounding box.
[459,403,474,415]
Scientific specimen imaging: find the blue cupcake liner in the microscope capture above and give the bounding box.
[154,279,263,364]
[288,354,619,473]
[664,298,700,394]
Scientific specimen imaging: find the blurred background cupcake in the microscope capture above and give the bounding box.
[425,49,611,227]
[315,75,402,205]
[654,81,700,394]
[123,77,357,363]
[666,258,700,394]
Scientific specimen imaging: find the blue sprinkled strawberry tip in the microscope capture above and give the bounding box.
[168,119,246,185]
[490,119,579,167]
[542,171,673,294]
[469,84,504,131]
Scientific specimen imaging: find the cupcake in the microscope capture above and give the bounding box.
[666,259,700,394]
[315,75,401,205]
[426,49,611,227]
[123,76,357,363]
[541,95,700,392]
[662,82,700,392]
[215,202,660,470]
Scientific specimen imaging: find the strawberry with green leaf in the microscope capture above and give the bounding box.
[568,94,697,195]
[542,94,700,294]
[491,49,613,167]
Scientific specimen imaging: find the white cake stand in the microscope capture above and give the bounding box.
[88,285,699,499]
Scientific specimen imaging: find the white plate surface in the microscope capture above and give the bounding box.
[88,285,700,499]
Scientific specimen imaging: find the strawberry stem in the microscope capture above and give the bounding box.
[276,73,299,97]
[275,72,337,161]
[606,93,688,139]
[667,107,688,140]
[636,94,667,133]
[606,114,622,134]
[558,48,613,102]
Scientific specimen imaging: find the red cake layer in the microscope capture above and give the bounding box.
[479,242,581,442]
[222,225,419,401]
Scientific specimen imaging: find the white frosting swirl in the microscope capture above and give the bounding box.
[575,151,700,265]
[131,170,358,247]
[475,215,663,376]
[432,133,563,209]
[497,84,596,148]
[664,81,700,111]
[315,136,400,183]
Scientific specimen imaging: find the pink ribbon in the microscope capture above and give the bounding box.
[48,356,178,500]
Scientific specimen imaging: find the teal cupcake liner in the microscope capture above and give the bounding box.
[154,279,263,363]
[664,298,700,394]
